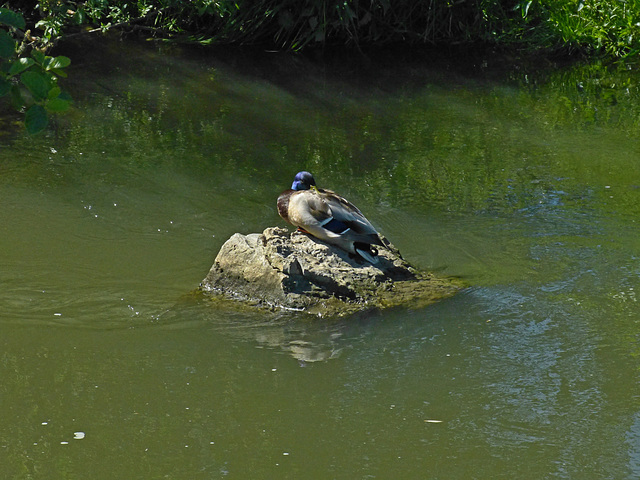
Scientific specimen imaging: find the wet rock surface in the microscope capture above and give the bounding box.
[200,227,463,317]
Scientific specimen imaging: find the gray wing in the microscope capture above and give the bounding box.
[320,190,379,236]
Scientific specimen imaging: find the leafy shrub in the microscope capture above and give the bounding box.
[21,0,640,56]
[0,7,71,134]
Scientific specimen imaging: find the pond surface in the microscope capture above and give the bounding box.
[2,39,640,478]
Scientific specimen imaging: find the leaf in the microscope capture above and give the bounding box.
[73,9,86,25]
[0,76,10,96]
[0,8,26,30]
[10,84,23,109]
[21,70,50,101]
[48,86,61,99]
[51,68,67,78]
[31,50,45,65]
[43,56,71,71]
[25,105,48,134]
[46,97,70,112]
[9,57,35,75]
[0,29,15,58]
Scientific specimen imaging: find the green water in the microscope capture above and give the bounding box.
[2,41,640,478]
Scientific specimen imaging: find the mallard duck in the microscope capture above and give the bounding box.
[277,171,383,264]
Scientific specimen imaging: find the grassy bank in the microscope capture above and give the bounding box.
[13,0,639,57]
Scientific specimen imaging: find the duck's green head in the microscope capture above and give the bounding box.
[291,171,316,191]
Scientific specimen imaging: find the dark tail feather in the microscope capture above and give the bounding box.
[354,243,379,264]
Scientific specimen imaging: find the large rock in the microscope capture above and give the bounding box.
[200,227,463,317]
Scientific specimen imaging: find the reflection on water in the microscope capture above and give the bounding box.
[1,39,640,478]
[158,298,348,363]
